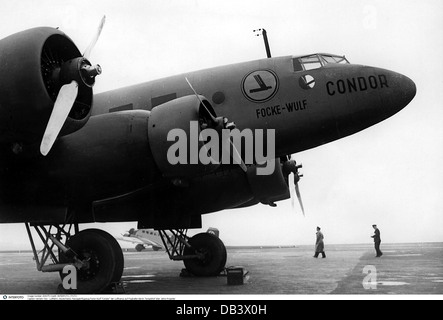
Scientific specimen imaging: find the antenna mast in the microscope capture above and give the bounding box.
[253,28,272,58]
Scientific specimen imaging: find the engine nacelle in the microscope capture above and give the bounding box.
[147,95,221,178]
[0,27,92,147]
[246,159,290,205]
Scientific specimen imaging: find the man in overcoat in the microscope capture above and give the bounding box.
[314,226,326,258]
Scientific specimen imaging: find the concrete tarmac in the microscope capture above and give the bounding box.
[0,242,442,295]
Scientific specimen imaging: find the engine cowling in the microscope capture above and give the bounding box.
[0,27,92,147]
[246,159,290,205]
[147,95,221,178]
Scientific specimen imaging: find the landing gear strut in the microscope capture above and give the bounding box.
[25,223,123,293]
[158,229,227,277]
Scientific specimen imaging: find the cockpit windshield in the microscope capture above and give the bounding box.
[292,53,349,72]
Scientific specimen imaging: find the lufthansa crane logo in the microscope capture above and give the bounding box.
[242,69,279,103]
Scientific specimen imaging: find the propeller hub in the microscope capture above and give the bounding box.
[60,57,100,88]
[282,159,298,176]
[82,63,102,78]
[283,158,305,215]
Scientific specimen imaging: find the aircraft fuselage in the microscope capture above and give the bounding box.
[0,53,416,225]
[93,54,416,157]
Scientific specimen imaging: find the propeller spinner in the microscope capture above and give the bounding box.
[40,16,105,156]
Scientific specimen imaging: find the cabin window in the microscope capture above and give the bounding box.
[293,54,349,72]
[300,56,322,70]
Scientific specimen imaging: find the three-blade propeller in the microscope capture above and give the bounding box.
[40,16,106,156]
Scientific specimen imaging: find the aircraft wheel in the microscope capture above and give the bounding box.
[183,233,227,277]
[59,229,124,293]
[97,229,124,284]
[135,244,145,252]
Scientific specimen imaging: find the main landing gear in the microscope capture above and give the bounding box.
[158,229,227,277]
[25,224,227,293]
[25,223,123,294]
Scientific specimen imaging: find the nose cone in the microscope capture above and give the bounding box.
[322,65,417,142]
[381,70,416,116]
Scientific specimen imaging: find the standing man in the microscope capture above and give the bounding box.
[314,227,326,258]
[371,224,383,257]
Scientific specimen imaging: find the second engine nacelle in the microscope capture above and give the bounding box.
[246,159,290,205]
[147,95,221,178]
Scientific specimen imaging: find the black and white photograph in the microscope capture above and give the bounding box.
[0,0,442,305]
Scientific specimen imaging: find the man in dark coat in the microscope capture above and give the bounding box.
[314,227,326,258]
[371,225,383,257]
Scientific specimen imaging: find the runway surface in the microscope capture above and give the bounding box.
[1,243,442,295]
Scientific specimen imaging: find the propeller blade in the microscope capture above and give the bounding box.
[40,81,79,156]
[289,173,296,209]
[229,140,247,172]
[219,133,247,172]
[83,15,106,59]
[185,77,204,105]
[294,181,305,217]
[185,77,219,124]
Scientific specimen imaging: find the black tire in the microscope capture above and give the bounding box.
[183,233,227,277]
[135,244,145,252]
[95,229,124,284]
[59,229,124,293]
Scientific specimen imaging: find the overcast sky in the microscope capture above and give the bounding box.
[0,0,442,250]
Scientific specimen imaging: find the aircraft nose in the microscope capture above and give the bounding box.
[382,70,417,115]
[322,65,416,141]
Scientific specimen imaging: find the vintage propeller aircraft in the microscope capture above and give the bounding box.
[117,228,165,252]
[0,17,416,293]
[116,227,219,252]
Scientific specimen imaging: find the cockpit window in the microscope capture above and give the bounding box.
[292,53,349,72]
